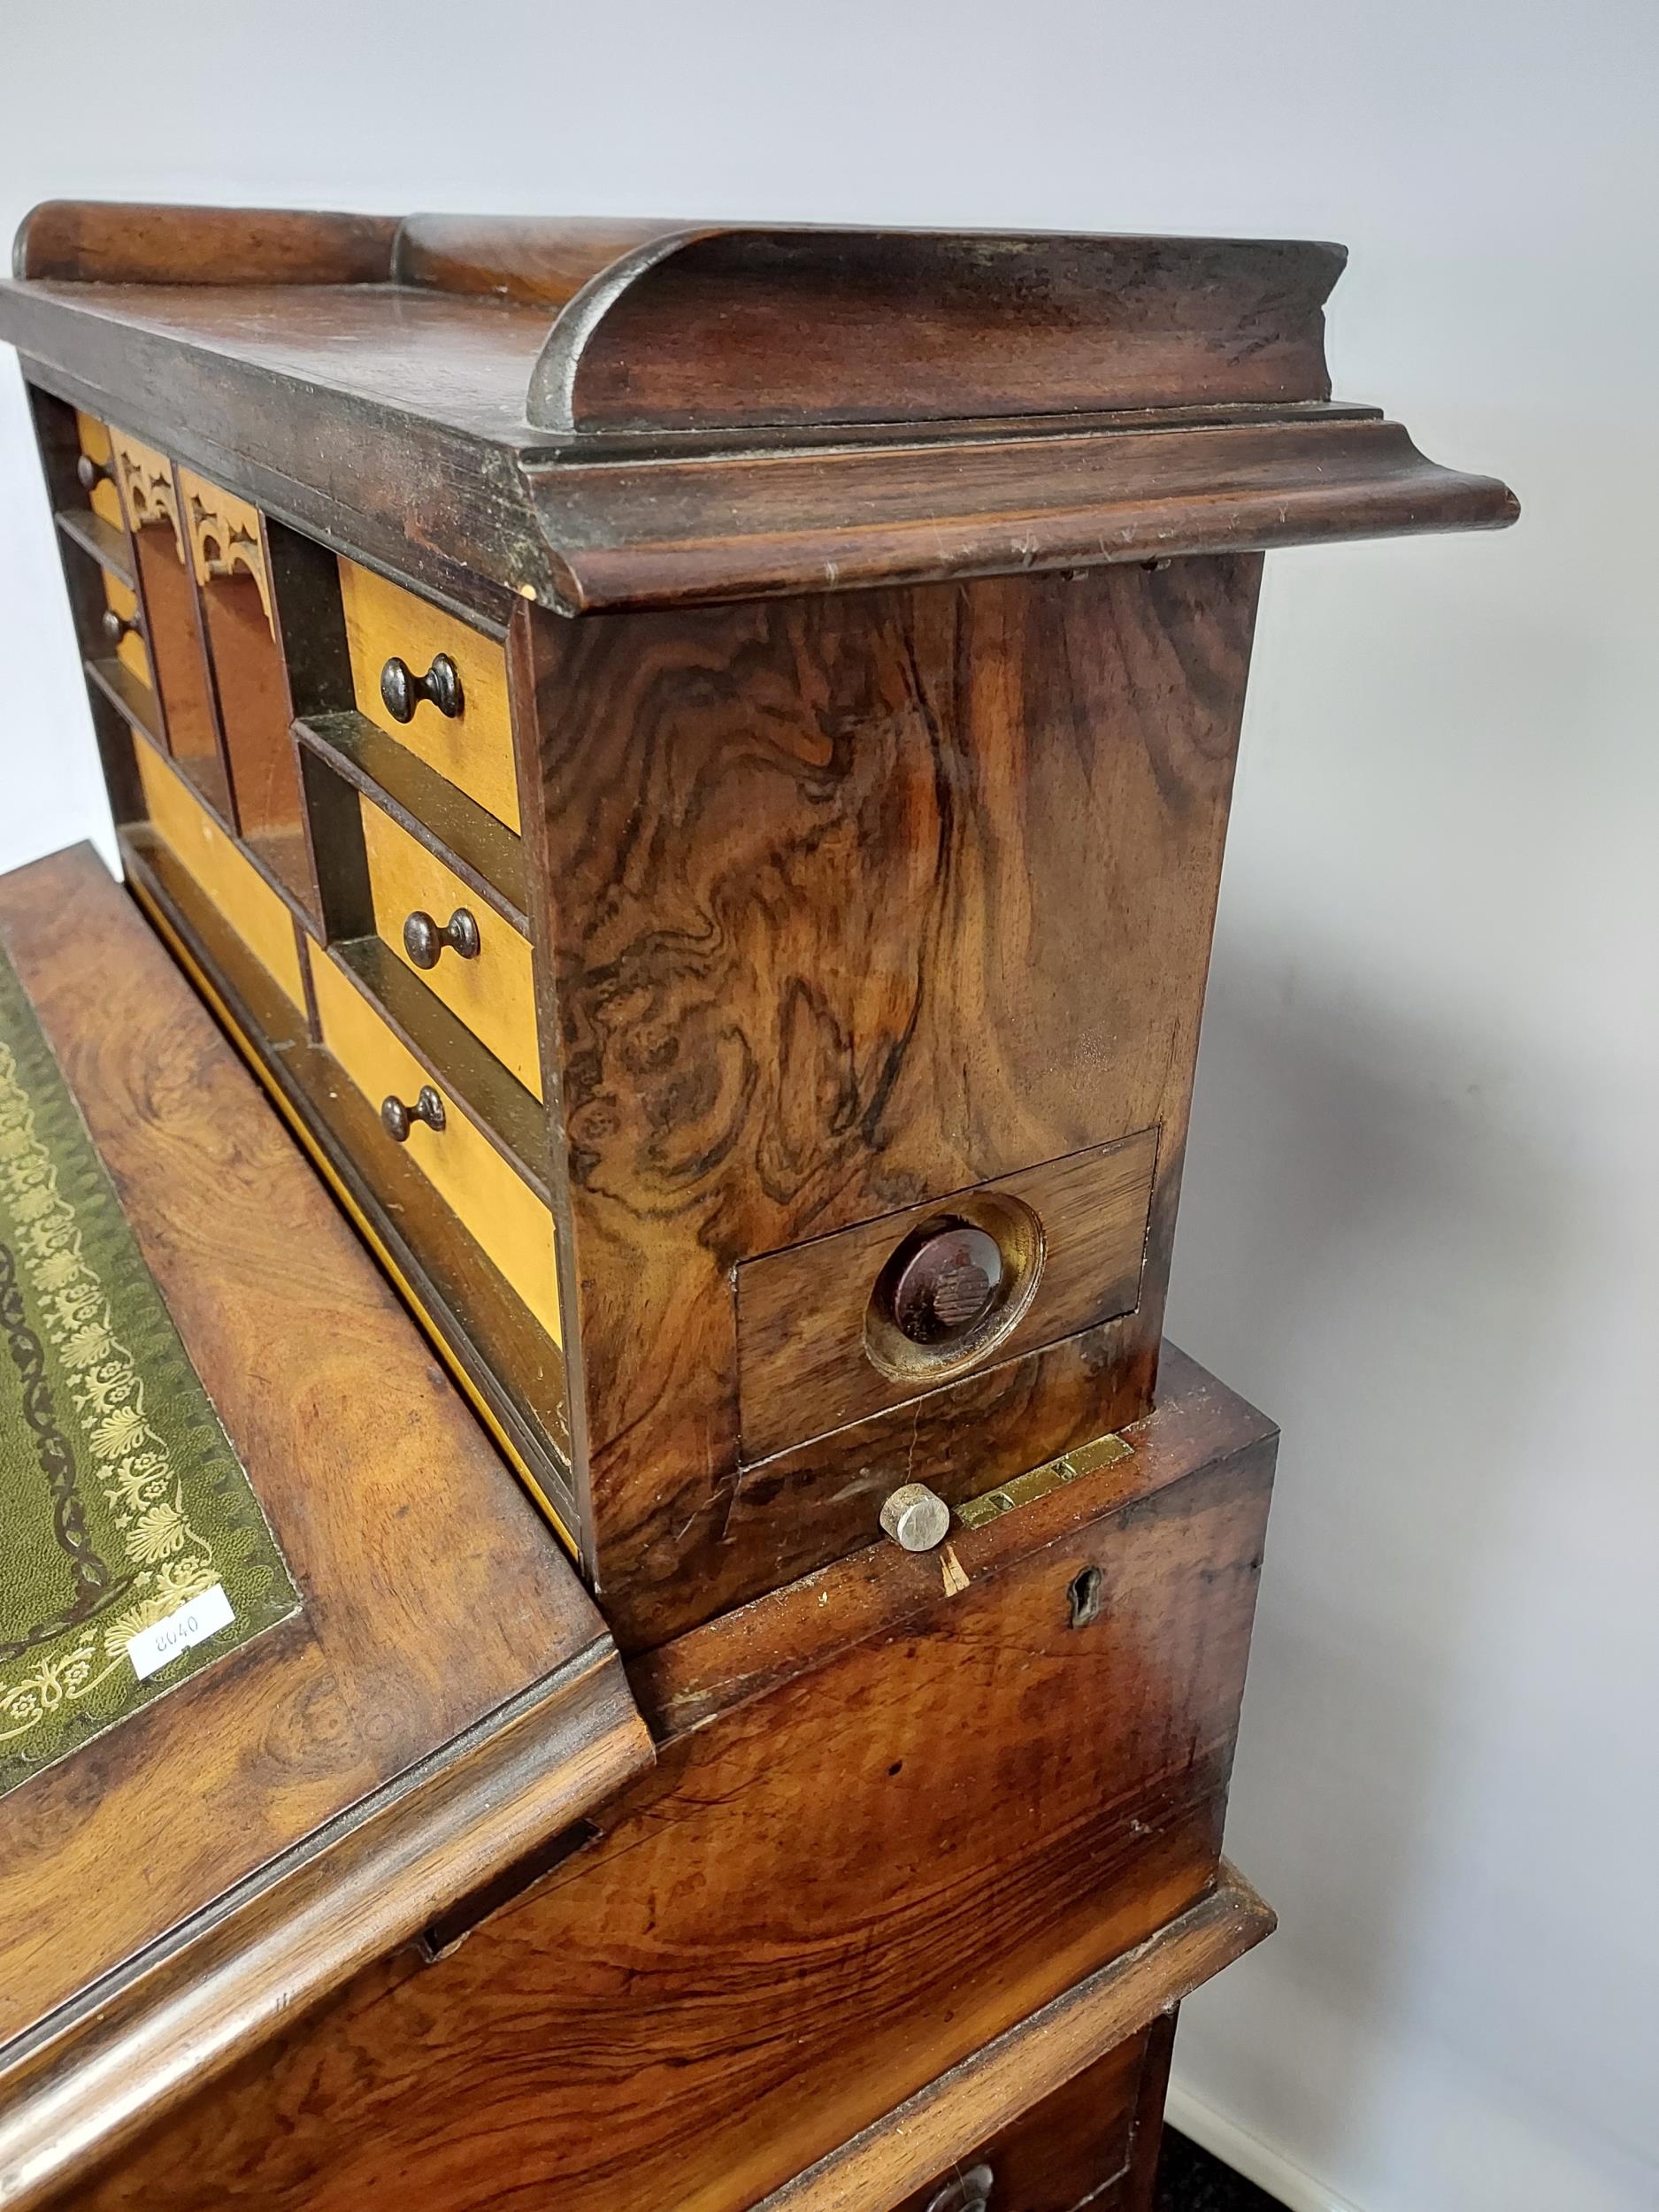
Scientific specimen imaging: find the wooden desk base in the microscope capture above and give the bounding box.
[53,1344,1275,2212]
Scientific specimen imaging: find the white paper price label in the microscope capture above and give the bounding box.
[127,1583,235,1681]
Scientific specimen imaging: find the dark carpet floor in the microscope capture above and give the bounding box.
[1155,2130,1286,2210]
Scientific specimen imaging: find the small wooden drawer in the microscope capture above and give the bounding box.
[734,1129,1157,1464]
[101,572,152,690]
[132,741,303,1011]
[307,943,561,1342]
[338,557,520,833]
[894,2028,1160,2212]
[73,411,124,534]
[358,796,541,1097]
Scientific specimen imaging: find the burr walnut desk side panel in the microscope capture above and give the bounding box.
[0,844,627,2051]
[514,558,1260,1644]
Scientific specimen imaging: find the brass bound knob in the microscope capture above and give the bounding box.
[380,1085,446,1142]
[380,651,464,724]
[100,606,142,647]
[403,907,480,969]
[76,452,113,492]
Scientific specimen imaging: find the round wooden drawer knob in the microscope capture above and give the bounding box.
[403,906,480,969]
[888,1223,1002,1347]
[380,1085,446,1142]
[380,651,464,723]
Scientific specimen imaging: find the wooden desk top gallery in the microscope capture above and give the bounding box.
[0,846,649,2207]
[0,203,1517,618]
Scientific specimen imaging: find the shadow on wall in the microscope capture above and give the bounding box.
[1162,927,1604,2192]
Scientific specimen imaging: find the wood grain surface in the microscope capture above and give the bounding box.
[394,212,680,307]
[12,202,399,288]
[733,1126,1158,1462]
[629,1342,1277,1745]
[514,560,1259,1642]
[530,412,1519,613]
[28,396,145,833]
[0,845,608,2050]
[177,470,273,628]
[72,410,123,532]
[58,507,133,581]
[127,517,222,789]
[304,941,562,1342]
[0,251,1516,618]
[97,569,150,687]
[529,227,1343,432]
[0,1656,649,2212]
[295,710,527,920]
[752,1905,1247,2212]
[86,654,164,753]
[196,580,308,841]
[327,934,549,1192]
[72,1356,1275,2212]
[1120,2011,1181,2212]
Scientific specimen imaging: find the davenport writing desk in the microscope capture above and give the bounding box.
[0,205,1516,2212]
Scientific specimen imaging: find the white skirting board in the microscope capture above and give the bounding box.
[1164,2085,1367,2212]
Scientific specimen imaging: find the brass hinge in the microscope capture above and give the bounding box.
[955,1429,1133,1532]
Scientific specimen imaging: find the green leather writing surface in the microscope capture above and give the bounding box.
[0,947,299,1798]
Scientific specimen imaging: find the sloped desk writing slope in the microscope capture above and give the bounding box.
[0,847,650,2211]
[0,204,1514,2212]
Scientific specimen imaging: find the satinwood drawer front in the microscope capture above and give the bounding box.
[132,742,304,1011]
[71,413,151,687]
[100,571,152,689]
[337,557,520,833]
[357,795,542,1097]
[73,411,124,533]
[306,942,562,1342]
